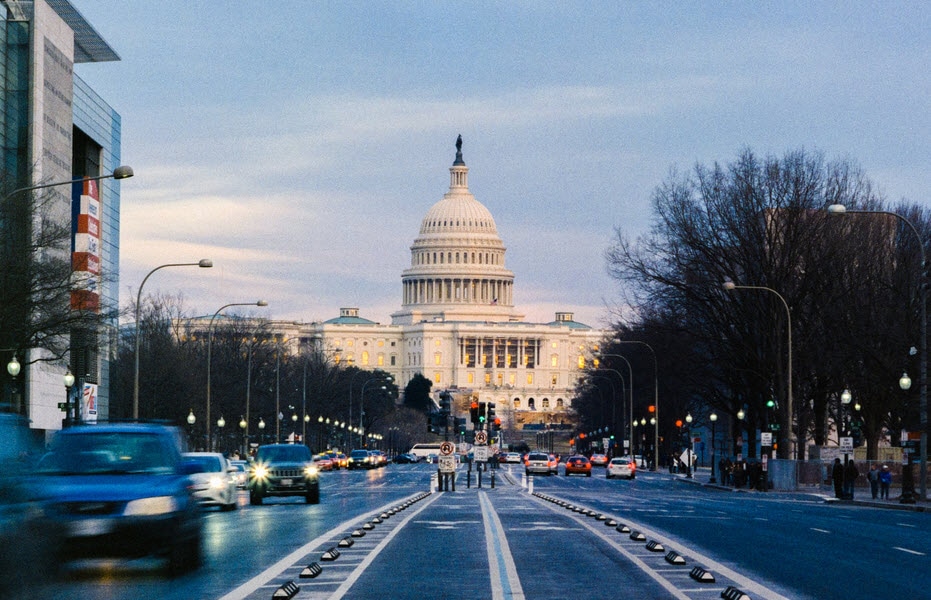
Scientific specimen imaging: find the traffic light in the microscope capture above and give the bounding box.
[470,401,479,424]
[493,417,501,431]
[440,391,452,412]
[487,402,496,422]
[427,413,437,433]
[478,402,487,424]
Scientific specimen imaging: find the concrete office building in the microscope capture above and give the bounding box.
[0,0,124,437]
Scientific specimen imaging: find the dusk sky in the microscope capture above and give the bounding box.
[74,2,930,328]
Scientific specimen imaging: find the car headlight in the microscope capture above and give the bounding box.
[305,465,318,477]
[209,475,226,489]
[252,465,269,480]
[124,495,180,516]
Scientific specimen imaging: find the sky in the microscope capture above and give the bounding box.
[72,1,930,329]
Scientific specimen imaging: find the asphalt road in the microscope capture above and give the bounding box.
[30,462,931,600]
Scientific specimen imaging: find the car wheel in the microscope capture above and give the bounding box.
[167,532,201,576]
[249,489,264,505]
[305,485,320,504]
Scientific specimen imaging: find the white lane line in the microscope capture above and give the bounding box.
[894,547,926,556]
[217,492,434,600]
[327,493,443,599]
[810,528,831,534]
[479,491,526,600]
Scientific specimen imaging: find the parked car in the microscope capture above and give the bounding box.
[606,457,636,480]
[525,452,552,476]
[564,455,592,477]
[182,452,238,511]
[249,444,320,505]
[33,422,203,575]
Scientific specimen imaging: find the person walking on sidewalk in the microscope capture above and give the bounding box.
[879,465,892,500]
[867,464,880,499]
[844,459,859,499]
[832,458,844,499]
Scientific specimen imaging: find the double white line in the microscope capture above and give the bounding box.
[479,491,526,600]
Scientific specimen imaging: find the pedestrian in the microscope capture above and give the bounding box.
[879,465,892,500]
[844,459,859,499]
[831,458,844,499]
[867,464,879,499]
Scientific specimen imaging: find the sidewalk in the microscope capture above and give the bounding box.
[660,466,928,512]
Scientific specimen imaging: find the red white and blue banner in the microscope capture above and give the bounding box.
[71,178,101,312]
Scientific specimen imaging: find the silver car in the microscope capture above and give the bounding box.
[606,456,636,480]
[182,452,238,511]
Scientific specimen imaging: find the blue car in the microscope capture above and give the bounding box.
[34,423,203,575]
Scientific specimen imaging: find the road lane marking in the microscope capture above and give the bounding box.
[894,547,925,556]
[479,491,525,600]
[810,528,831,534]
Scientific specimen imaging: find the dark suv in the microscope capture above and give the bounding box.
[248,444,320,505]
[33,423,203,575]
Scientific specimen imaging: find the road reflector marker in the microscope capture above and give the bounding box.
[665,551,686,565]
[616,524,631,533]
[645,540,665,552]
[721,585,752,600]
[363,522,375,530]
[272,580,300,598]
[299,563,323,578]
[321,547,341,561]
[689,566,716,583]
[629,531,646,541]
[351,529,366,537]
[380,512,390,519]
[372,517,382,524]
[595,513,607,520]
[605,519,618,526]
[338,536,355,547]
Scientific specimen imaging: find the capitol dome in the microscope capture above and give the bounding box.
[392,137,523,325]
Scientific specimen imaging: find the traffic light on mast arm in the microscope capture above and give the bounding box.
[470,400,479,424]
[487,402,496,422]
[478,402,487,424]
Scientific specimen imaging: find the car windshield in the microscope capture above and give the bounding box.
[37,431,175,475]
[185,455,223,473]
[257,446,310,463]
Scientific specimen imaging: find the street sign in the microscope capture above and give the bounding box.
[474,446,489,462]
[840,437,853,453]
[474,431,488,445]
[439,441,455,456]
[761,432,773,446]
[57,402,67,411]
[438,454,456,472]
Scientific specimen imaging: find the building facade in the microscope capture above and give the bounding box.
[0,0,123,436]
[267,139,605,429]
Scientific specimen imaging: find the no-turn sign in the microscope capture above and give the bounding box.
[439,441,455,456]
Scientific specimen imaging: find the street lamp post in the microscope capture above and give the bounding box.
[723,281,794,461]
[685,413,694,478]
[187,409,196,449]
[206,301,267,449]
[613,341,659,470]
[63,370,75,428]
[709,412,718,483]
[828,204,927,502]
[133,259,213,418]
[597,352,635,459]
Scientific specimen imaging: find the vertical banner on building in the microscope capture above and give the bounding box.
[71,178,101,312]
[82,383,98,423]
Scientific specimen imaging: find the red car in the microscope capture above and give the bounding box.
[564,455,592,477]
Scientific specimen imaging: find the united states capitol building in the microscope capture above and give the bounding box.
[265,138,605,429]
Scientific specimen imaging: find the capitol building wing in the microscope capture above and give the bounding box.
[268,138,604,429]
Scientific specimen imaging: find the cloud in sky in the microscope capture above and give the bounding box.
[74,2,930,328]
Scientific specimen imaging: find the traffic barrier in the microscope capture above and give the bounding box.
[595,514,607,521]
[299,563,323,578]
[689,566,716,583]
[363,522,375,530]
[380,512,390,519]
[645,540,665,552]
[272,580,300,598]
[664,551,686,565]
[605,519,618,526]
[320,547,340,561]
[721,585,752,599]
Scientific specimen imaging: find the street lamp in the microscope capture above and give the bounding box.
[359,375,392,447]
[133,259,213,418]
[187,409,196,449]
[685,413,694,478]
[595,351,634,457]
[612,340,659,470]
[216,416,225,452]
[63,370,75,428]
[723,281,795,460]
[206,301,268,448]
[709,412,718,483]
[239,416,247,457]
[828,203,928,501]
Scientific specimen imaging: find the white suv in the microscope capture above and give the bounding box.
[525,452,552,476]
[606,457,636,480]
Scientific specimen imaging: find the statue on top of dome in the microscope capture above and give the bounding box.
[456,134,462,153]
